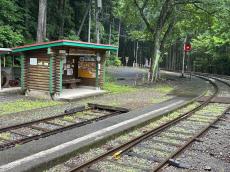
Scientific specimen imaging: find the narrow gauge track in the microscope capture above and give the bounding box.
[0,103,129,151]
[66,75,230,172]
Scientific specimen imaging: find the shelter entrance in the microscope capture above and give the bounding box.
[62,55,98,89]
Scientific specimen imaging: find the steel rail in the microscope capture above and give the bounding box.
[67,75,219,172]
[0,106,86,133]
[0,104,129,151]
[154,76,230,171]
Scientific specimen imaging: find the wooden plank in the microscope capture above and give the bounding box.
[27,83,49,87]
[27,78,50,82]
[28,82,50,86]
[28,87,49,91]
[10,131,29,138]
[27,84,50,88]
[28,69,49,73]
[28,76,52,81]
[29,125,51,132]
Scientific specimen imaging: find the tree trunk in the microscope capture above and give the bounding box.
[88,2,92,42]
[117,21,121,57]
[59,0,66,39]
[36,0,47,42]
[77,0,91,38]
[149,29,161,82]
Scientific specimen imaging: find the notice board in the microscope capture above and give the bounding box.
[78,61,96,78]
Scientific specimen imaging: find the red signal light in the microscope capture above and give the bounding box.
[184,43,192,52]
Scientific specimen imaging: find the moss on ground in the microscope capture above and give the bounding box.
[104,82,137,94]
[0,132,11,140]
[153,84,174,94]
[0,99,62,116]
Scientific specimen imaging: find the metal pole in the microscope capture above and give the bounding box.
[182,36,187,77]
[136,41,139,67]
[188,52,191,80]
[182,51,186,77]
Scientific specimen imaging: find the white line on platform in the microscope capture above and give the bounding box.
[0,100,185,172]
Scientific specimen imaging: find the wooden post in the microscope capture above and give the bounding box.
[99,52,106,88]
[20,55,25,90]
[58,50,66,94]
[96,59,99,88]
[49,56,54,95]
[48,48,54,96]
[59,56,63,93]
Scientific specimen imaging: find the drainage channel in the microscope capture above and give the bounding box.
[0,103,129,151]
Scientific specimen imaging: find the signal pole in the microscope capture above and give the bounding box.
[182,36,192,78]
[182,36,187,77]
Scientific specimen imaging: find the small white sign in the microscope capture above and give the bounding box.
[30,58,37,65]
[67,68,73,76]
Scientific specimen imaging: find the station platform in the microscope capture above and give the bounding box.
[0,96,195,172]
[0,87,21,94]
[55,87,106,101]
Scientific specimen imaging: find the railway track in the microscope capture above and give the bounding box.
[0,103,129,151]
[62,75,230,172]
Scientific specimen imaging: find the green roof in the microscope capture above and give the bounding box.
[12,40,118,53]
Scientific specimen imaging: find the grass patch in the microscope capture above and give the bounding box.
[0,99,62,116]
[104,82,137,94]
[151,96,171,104]
[154,84,174,94]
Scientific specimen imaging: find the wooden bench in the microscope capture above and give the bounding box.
[63,78,81,89]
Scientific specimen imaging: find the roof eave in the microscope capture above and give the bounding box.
[0,48,12,55]
[12,41,118,53]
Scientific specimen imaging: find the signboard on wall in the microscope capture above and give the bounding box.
[69,49,96,56]
[78,61,96,78]
[30,58,37,65]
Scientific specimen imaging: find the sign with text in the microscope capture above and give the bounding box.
[78,61,96,78]
[30,58,37,65]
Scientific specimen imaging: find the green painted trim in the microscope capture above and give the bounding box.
[13,42,64,53]
[12,41,118,53]
[62,42,118,51]
[96,61,99,88]
[47,47,52,54]
[59,57,63,93]
[49,56,54,95]
[20,56,25,90]
[103,62,106,87]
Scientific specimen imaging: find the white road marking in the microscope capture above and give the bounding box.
[0,100,184,171]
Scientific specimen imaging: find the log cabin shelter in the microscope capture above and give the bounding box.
[12,40,118,100]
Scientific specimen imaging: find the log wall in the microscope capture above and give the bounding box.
[25,54,50,92]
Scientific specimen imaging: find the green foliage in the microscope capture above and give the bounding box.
[106,55,121,66]
[64,30,80,41]
[0,0,21,25]
[0,26,24,47]
[0,0,24,47]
